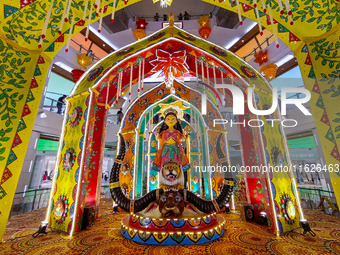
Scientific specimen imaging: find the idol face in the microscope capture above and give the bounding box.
[164,114,177,128]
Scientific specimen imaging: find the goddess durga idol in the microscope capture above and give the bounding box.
[152,108,190,173]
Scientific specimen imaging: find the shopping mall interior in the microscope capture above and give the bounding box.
[0,0,339,254]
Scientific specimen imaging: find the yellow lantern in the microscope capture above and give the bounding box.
[260,64,278,80]
[77,54,92,69]
[198,15,210,27]
[133,29,146,41]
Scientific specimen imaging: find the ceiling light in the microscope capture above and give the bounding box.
[103,44,106,47]
[275,55,294,67]
[241,40,244,42]
[225,38,240,50]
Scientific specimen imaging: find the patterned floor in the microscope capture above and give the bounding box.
[1,199,340,254]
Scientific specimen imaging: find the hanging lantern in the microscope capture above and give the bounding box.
[260,64,278,80]
[133,29,146,40]
[199,26,211,39]
[71,69,86,83]
[254,50,268,66]
[198,15,210,27]
[77,53,92,69]
[136,17,148,29]
[198,15,211,39]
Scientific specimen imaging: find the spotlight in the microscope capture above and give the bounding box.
[224,203,230,213]
[257,211,268,226]
[300,219,316,236]
[112,201,119,213]
[33,221,48,238]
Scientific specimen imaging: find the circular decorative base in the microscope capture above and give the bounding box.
[121,212,226,245]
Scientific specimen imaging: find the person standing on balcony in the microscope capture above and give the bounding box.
[117,108,123,124]
[57,95,67,114]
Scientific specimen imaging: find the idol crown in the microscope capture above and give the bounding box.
[164,108,178,116]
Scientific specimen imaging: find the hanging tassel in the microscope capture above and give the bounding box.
[268,5,280,48]
[149,111,152,135]
[201,60,205,83]
[111,0,116,23]
[85,0,94,42]
[141,59,145,91]
[98,0,105,33]
[58,0,71,34]
[261,0,267,13]
[82,0,89,24]
[220,69,227,103]
[105,82,109,109]
[65,16,74,52]
[236,0,243,25]
[95,0,100,17]
[39,0,54,48]
[278,0,284,15]
[206,62,210,85]
[129,65,133,102]
[213,64,216,88]
[284,0,293,25]
[138,61,142,97]
[116,72,122,104]
[254,0,263,36]
[64,0,72,22]
[195,57,199,86]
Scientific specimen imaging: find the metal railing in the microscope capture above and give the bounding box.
[298,187,339,217]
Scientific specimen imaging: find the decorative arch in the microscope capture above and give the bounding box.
[0,0,339,239]
[43,25,305,236]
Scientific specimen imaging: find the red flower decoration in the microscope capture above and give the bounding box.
[136,18,148,29]
[150,49,189,81]
[254,50,268,66]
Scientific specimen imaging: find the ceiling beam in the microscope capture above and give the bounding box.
[51,64,74,82]
[80,29,114,54]
[276,57,299,77]
[229,25,260,53]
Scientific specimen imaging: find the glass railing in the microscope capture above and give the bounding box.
[298,187,339,217]
[10,186,112,216]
